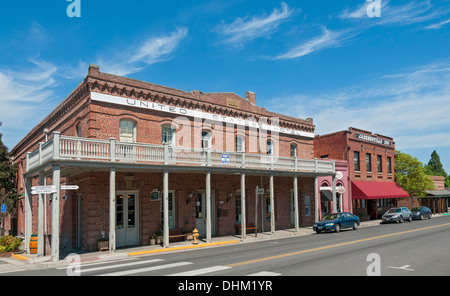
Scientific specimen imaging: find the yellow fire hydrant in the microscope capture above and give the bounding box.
[192,228,199,244]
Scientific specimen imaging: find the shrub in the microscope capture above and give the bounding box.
[0,235,22,252]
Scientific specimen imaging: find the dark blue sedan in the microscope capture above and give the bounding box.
[313,212,360,233]
[411,206,432,220]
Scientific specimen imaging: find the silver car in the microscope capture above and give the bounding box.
[381,207,412,223]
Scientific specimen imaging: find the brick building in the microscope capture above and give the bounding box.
[314,127,409,220]
[10,65,337,260]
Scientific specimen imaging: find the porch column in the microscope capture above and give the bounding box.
[163,170,169,248]
[37,171,45,256]
[24,177,32,254]
[109,167,116,252]
[270,174,275,235]
[240,173,246,239]
[332,174,337,213]
[51,165,61,262]
[314,176,319,222]
[293,175,299,233]
[206,171,212,243]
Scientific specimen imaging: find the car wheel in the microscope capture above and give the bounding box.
[315,230,321,234]
[420,214,423,220]
[428,214,432,219]
[399,216,404,223]
[353,222,358,230]
[335,224,341,233]
[408,215,412,222]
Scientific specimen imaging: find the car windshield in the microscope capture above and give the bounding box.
[323,214,340,220]
[388,208,401,213]
[411,207,421,212]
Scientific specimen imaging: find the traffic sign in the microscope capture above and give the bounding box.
[1,205,6,213]
[31,185,57,194]
[221,153,230,165]
[31,185,56,191]
[61,185,79,190]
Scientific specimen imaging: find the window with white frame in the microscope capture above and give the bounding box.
[236,135,245,152]
[290,143,297,157]
[119,119,136,143]
[162,125,176,146]
[266,139,274,155]
[202,131,212,149]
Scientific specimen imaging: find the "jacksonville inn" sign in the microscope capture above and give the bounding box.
[355,132,392,146]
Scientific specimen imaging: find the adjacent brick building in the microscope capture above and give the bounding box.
[10,65,338,259]
[314,127,409,220]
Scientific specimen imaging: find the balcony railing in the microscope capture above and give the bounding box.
[26,132,335,174]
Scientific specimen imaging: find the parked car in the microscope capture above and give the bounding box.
[381,207,412,223]
[313,212,360,233]
[410,206,432,220]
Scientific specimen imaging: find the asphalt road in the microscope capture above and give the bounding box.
[3,215,450,277]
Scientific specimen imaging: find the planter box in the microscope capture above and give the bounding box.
[97,240,109,251]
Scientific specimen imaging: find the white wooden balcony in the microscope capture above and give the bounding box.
[26,132,335,175]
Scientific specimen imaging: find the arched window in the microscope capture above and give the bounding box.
[290,143,297,157]
[119,119,136,143]
[266,139,273,155]
[201,130,212,149]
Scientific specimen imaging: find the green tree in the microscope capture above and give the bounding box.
[446,175,450,188]
[424,150,447,177]
[395,151,434,200]
[0,134,18,217]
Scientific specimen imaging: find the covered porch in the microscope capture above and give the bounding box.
[22,132,336,261]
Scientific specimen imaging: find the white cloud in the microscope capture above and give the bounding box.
[273,27,356,60]
[214,2,294,46]
[99,27,188,76]
[340,0,449,27]
[265,60,450,151]
[424,18,450,29]
[0,59,58,146]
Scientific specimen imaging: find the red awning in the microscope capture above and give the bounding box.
[351,181,409,200]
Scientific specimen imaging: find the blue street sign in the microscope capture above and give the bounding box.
[221,154,230,165]
[1,205,6,213]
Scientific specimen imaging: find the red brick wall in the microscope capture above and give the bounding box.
[61,172,315,251]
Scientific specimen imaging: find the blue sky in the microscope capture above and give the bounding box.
[1,0,450,172]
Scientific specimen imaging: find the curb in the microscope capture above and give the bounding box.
[10,253,29,262]
[128,240,239,256]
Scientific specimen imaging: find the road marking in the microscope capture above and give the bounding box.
[74,258,164,274]
[246,271,281,276]
[98,261,193,276]
[226,222,450,268]
[388,265,414,272]
[55,257,138,270]
[167,265,231,276]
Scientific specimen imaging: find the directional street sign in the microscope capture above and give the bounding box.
[30,185,79,195]
[1,205,6,213]
[61,185,79,190]
[31,185,57,195]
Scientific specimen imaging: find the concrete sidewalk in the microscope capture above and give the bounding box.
[1,217,387,271]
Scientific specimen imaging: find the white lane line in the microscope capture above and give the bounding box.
[55,257,138,270]
[74,259,164,274]
[167,265,231,276]
[98,261,193,276]
[246,271,281,276]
